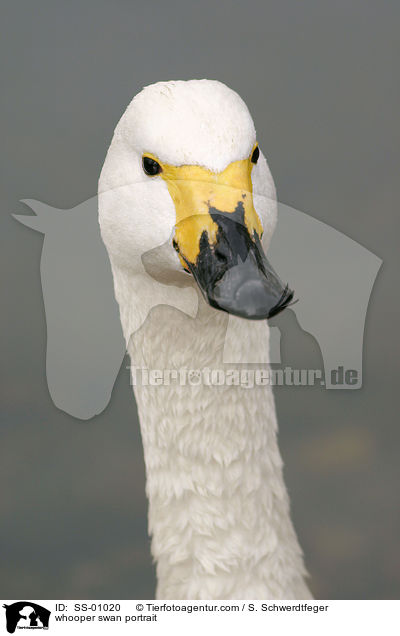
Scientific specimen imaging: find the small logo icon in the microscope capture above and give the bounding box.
[2,602,51,633]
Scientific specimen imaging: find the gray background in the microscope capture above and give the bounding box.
[1,0,399,599]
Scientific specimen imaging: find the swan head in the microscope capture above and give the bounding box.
[99,79,293,320]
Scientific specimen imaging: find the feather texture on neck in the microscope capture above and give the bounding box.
[123,285,310,599]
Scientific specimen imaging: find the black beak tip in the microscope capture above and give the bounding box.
[266,284,295,318]
[210,279,295,320]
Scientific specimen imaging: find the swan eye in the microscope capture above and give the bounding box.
[251,146,260,164]
[142,156,162,176]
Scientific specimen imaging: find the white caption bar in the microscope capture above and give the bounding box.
[1,600,398,635]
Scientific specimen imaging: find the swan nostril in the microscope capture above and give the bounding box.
[214,246,229,265]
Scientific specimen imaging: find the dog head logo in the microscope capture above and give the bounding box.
[2,602,50,633]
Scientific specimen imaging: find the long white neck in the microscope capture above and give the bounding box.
[118,271,310,599]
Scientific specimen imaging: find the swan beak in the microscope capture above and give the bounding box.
[162,157,294,320]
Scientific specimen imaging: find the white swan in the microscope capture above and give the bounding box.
[98,79,311,599]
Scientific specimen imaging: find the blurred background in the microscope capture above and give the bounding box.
[1,0,399,599]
